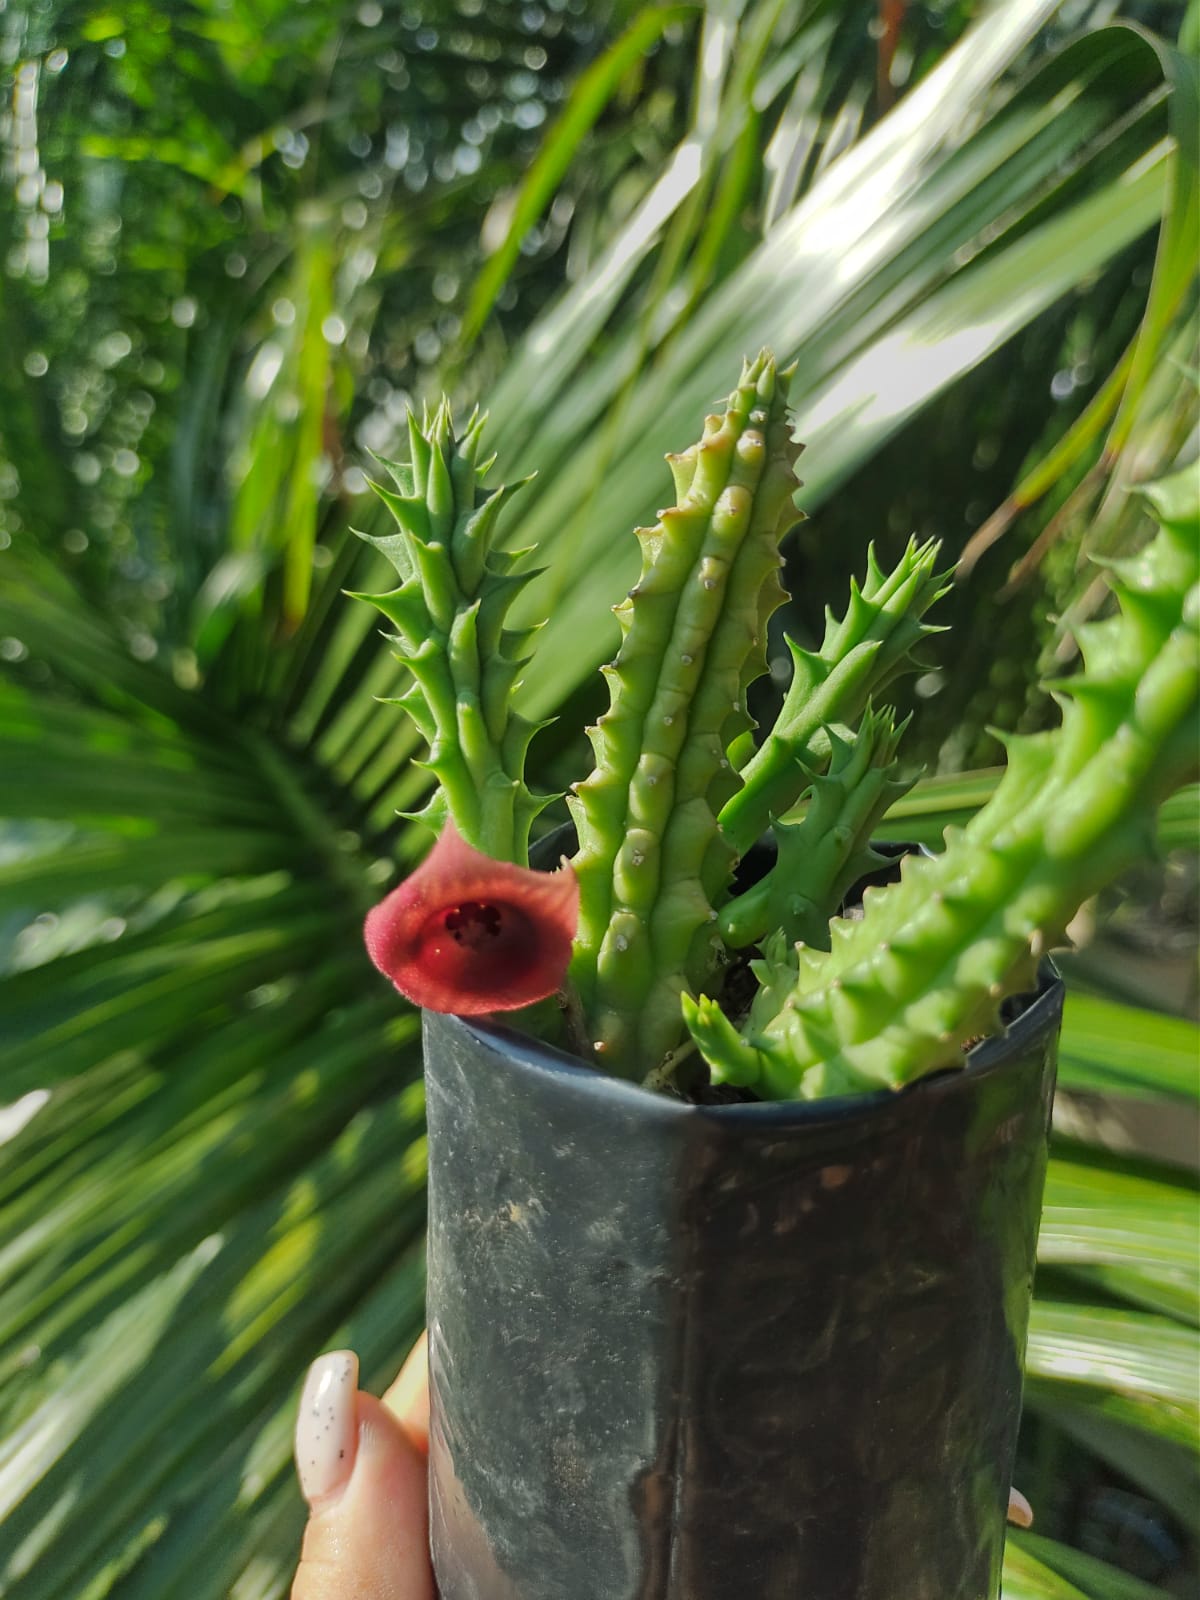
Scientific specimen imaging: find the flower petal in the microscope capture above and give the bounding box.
[364,822,579,1014]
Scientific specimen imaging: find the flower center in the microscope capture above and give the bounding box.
[443,901,504,949]
[414,896,543,1005]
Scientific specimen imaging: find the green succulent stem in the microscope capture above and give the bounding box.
[350,402,551,864]
[718,538,948,860]
[685,471,1199,1100]
[718,705,913,951]
[566,351,800,1079]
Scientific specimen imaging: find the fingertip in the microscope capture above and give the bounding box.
[1007,1486,1033,1528]
[383,1329,430,1456]
[293,1392,433,1600]
[355,1391,429,1503]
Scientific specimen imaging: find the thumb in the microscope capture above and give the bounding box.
[292,1350,434,1600]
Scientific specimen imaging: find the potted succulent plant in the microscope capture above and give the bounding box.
[356,354,1198,1600]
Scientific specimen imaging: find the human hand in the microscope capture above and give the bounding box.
[292,1332,433,1600]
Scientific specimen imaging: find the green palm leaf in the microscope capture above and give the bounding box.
[1003,1535,1171,1600]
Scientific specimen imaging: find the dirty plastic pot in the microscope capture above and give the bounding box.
[422,862,1063,1600]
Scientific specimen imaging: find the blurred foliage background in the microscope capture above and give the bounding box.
[0,0,1196,1595]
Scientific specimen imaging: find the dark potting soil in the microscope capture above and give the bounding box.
[686,1078,761,1105]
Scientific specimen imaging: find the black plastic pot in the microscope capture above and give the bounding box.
[423,917,1062,1600]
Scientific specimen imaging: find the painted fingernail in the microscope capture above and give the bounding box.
[295,1350,359,1505]
[1007,1486,1033,1528]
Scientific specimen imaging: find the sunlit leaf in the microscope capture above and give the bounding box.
[1025,1301,1199,1449]
[1006,1533,1170,1600]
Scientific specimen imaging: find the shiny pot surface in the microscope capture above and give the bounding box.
[423,973,1061,1600]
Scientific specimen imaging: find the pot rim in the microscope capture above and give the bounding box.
[437,966,1063,1131]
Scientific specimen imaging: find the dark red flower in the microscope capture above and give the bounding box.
[364,822,579,1014]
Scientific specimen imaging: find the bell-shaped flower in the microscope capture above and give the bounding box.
[364,822,579,1014]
